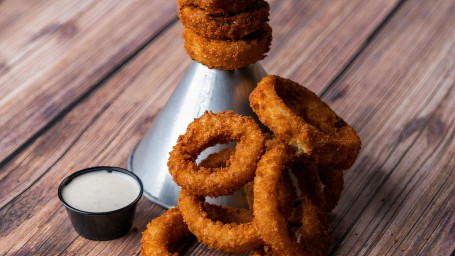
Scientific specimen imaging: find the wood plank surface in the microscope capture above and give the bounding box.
[0,0,178,163]
[0,0,404,255]
[3,0,454,255]
[319,0,455,254]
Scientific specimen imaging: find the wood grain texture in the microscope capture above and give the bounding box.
[0,25,188,255]
[1,0,454,255]
[320,0,455,254]
[0,0,177,163]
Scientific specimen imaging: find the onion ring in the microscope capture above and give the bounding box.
[320,166,344,213]
[176,0,255,14]
[168,111,264,197]
[198,147,235,169]
[204,202,253,223]
[182,24,272,70]
[245,135,297,216]
[141,207,191,256]
[290,157,330,254]
[244,170,296,218]
[249,75,361,169]
[178,0,269,39]
[253,143,326,255]
[178,190,262,252]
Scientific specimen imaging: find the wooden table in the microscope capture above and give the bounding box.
[1,0,454,255]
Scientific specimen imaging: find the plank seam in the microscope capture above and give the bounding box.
[390,134,455,255]
[57,236,79,256]
[0,99,113,214]
[0,16,179,171]
[328,133,421,256]
[318,0,408,98]
[330,80,455,255]
[416,174,455,256]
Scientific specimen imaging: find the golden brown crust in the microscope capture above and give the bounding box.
[244,169,296,219]
[249,75,362,169]
[141,208,191,256]
[204,202,253,223]
[176,0,256,14]
[290,157,330,254]
[253,144,306,256]
[198,147,235,169]
[253,144,328,256]
[178,0,269,39]
[319,167,344,212]
[168,111,264,197]
[178,190,262,252]
[183,23,272,70]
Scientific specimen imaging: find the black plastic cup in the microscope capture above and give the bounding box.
[58,166,143,240]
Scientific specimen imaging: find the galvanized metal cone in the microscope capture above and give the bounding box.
[129,61,267,208]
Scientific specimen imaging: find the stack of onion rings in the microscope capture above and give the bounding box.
[177,0,272,69]
[142,75,361,255]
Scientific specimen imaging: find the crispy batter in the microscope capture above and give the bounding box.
[183,24,272,70]
[245,135,296,215]
[176,0,256,14]
[320,166,344,212]
[244,169,296,218]
[178,190,262,252]
[249,75,361,169]
[253,144,326,256]
[141,208,191,256]
[198,147,235,169]
[290,156,330,254]
[168,111,264,197]
[204,202,253,223]
[178,0,269,39]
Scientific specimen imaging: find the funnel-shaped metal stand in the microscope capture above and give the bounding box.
[129,61,267,208]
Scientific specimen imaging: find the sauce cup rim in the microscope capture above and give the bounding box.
[58,166,143,215]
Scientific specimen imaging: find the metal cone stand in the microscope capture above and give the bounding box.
[129,61,267,208]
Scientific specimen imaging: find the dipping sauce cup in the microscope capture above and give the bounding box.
[58,166,143,240]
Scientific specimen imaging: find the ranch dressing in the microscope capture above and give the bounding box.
[62,170,140,213]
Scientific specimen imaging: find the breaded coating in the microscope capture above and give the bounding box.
[168,111,264,197]
[249,75,361,169]
[178,190,262,252]
[319,167,344,212]
[177,0,256,14]
[141,208,191,256]
[183,24,272,70]
[253,144,325,256]
[178,0,269,39]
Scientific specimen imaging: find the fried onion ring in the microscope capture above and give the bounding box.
[178,190,262,252]
[204,202,253,223]
[176,0,255,14]
[253,144,326,255]
[249,75,361,169]
[178,0,269,39]
[141,208,191,256]
[168,111,264,197]
[290,157,330,254]
[198,147,235,169]
[244,169,296,219]
[182,24,272,70]
[320,166,344,213]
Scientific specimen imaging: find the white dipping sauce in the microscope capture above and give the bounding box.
[62,170,140,213]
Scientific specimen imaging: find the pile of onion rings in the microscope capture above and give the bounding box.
[250,75,361,169]
[177,0,272,70]
[142,76,361,255]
